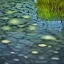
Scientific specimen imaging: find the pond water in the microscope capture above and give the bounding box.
[0,0,64,64]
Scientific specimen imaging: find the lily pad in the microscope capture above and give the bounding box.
[6,10,17,14]
[32,51,39,54]
[41,35,56,40]
[22,15,30,18]
[38,44,47,47]
[28,25,36,31]
[1,40,10,44]
[1,26,11,31]
[8,18,20,25]
[8,18,26,25]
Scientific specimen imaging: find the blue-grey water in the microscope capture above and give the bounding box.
[0,0,64,64]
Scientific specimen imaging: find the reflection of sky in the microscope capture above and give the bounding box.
[36,21,62,31]
[48,21,62,31]
[34,0,37,3]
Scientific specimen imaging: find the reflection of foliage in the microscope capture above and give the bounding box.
[35,0,64,21]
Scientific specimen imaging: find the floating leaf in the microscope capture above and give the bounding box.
[48,46,52,48]
[41,35,56,40]
[51,57,59,60]
[28,25,36,31]
[1,26,11,31]
[38,44,47,47]
[8,18,20,25]
[1,40,10,44]
[54,51,59,53]
[32,51,39,54]
[32,24,38,25]
[22,15,30,18]
[13,58,20,61]
[18,25,25,27]
[6,10,17,14]
[24,56,28,58]
[10,52,15,54]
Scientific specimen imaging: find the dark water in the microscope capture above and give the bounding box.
[0,0,64,64]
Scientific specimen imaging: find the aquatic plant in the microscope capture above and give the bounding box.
[35,0,64,21]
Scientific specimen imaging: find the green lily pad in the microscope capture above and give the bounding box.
[22,15,30,18]
[8,18,20,25]
[6,10,17,14]
[1,26,11,31]
[28,25,36,31]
